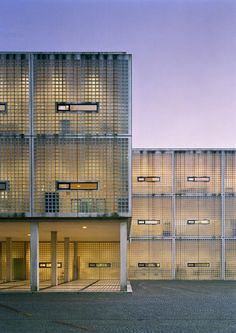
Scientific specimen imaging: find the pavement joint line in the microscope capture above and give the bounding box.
[78,280,100,292]
[0,303,33,317]
[54,320,95,331]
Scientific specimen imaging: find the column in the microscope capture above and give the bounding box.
[73,241,79,280]
[6,237,12,282]
[0,242,2,281]
[30,222,39,291]
[64,237,70,283]
[120,221,127,291]
[51,231,58,286]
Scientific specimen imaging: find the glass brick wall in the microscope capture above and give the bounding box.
[0,52,131,217]
[130,149,236,280]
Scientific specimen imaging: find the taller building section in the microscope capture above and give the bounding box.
[0,52,131,218]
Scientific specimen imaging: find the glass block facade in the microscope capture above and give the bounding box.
[0,52,131,218]
[130,149,236,280]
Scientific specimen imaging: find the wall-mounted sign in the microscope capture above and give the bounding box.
[187,263,210,268]
[88,263,111,268]
[138,263,160,268]
[39,262,62,268]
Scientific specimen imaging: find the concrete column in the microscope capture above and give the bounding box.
[120,221,127,291]
[6,237,12,282]
[51,231,58,286]
[64,237,70,283]
[73,241,79,280]
[0,242,2,281]
[30,222,39,291]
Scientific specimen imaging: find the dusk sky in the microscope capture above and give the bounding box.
[0,0,235,148]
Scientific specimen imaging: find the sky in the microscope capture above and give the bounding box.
[0,0,235,148]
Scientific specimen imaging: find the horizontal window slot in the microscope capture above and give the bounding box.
[39,262,62,268]
[138,263,160,268]
[57,181,98,191]
[138,220,160,225]
[56,102,99,112]
[187,263,210,268]
[187,176,210,182]
[137,176,160,182]
[89,263,111,268]
[187,219,210,225]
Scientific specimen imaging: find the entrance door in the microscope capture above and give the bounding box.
[13,258,26,280]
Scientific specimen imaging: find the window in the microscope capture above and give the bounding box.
[57,181,98,191]
[187,263,210,268]
[45,192,59,213]
[0,103,7,112]
[0,181,8,191]
[187,219,210,225]
[71,198,105,213]
[39,262,62,268]
[137,176,160,182]
[138,220,160,225]
[56,102,99,112]
[138,263,160,268]
[89,263,111,268]
[187,176,210,182]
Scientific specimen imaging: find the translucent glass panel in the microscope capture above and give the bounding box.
[39,242,64,282]
[225,152,236,193]
[225,197,236,237]
[0,138,30,215]
[0,54,29,134]
[225,241,236,280]
[34,137,129,216]
[176,240,221,280]
[33,54,130,135]
[176,197,221,237]
[131,197,172,237]
[78,242,119,279]
[128,240,172,279]
[0,241,29,281]
[132,151,172,194]
[175,152,221,195]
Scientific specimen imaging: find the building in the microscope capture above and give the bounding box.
[0,53,235,293]
[0,52,132,291]
[130,149,236,280]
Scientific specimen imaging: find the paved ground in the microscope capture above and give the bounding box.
[0,280,236,332]
[0,279,121,292]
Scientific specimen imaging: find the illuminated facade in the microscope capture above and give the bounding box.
[0,52,131,291]
[0,53,235,292]
[130,149,236,280]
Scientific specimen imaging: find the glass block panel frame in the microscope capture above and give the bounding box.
[176,197,221,237]
[128,240,172,280]
[0,138,30,215]
[33,137,129,216]
[131,197,172,237]
[132,150,172,194]
[225,240,236,280]
[33,53,130,135]
[176,240,221,280]
[175,151,221,195]
[0,54,29,135]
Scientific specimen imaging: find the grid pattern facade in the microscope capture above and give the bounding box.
[0,52,131,218]
[131,149,236,280]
